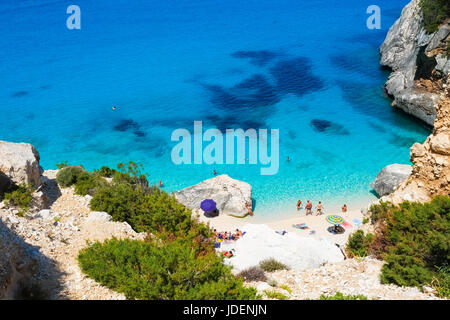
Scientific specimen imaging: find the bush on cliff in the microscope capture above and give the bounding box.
[90,183,192,235]
[368,196,450,297]
[78,237,259,300]
[420,0,450,33]
[346,230,374,258]
[56,166,86,187]
[3,184,33,216]
[73,172,107,196]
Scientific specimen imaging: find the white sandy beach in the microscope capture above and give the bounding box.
[198,206,368,247]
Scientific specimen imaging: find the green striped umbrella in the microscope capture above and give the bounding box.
[325,215,344,226]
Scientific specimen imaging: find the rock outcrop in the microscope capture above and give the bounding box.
[382,86,450,203]
[0,141,41,190]
[173,174,252,217]
[380,0,449,126]
[247,257,440,300]
[378,0,449,203]
[0,170,146,300]
[370,164,412,196]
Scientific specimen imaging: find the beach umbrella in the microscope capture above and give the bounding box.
[325,215,344,226]
[200,199,217,212]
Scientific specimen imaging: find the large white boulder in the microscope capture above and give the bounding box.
[371,164,412,196]
[220,224,344,271]
[86,211,113,222]
[0,141,41,187]
[173,174,252,217]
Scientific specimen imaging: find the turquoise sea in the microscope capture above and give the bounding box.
[0,0,430,217]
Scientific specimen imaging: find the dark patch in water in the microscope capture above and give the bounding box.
[270,57,324,96]
[367,121,387,133]
[311,119,350,135]
[231,50,279,67]
[11,91,28,98]
[389,134,418,148]
[337,80,432,135]
[204,74,280,111]
[205,114,265,131]
[40,85,51,90]
[114,119,145,138]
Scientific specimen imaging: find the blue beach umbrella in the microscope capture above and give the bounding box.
[200,199,217,212]
[325,215,344,226]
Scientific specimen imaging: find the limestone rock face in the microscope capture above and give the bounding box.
[380,0,449,126]
[371,164,412,196]
[382,84,450,203]
[0,141,41,188]
[173,174,252,217]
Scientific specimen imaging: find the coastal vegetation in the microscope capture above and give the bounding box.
[259,258,290,272]
[346,196,450,297]
[237,266,267,282]
[346,230,374,258]
[318,292,368,300]
[74,162,259,300]
[263,290,288,300]
[2,184,33,216]
[419,0,450,33]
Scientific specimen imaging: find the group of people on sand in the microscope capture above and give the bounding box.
[213,228,244,241]
[296,200,348,216]
[296,200,323,215]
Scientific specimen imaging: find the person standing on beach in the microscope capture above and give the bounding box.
[305,200,312,215]
[297,200,302,211]
[316,201,323,215]
[342,204,347,214]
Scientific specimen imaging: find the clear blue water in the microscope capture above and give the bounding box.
[0,0,430,217]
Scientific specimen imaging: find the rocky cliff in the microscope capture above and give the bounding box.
[379,0,450,203]
[380,0,449,126]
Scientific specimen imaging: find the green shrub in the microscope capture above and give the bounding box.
[237,267,267,282]
[362,217,369,224]
[420,0,450,33]
[267,279,277,287]
[263,290,288,300]
[369,196,450,297]
[56,166,86,187]
[318,292,368,300]
[279,284,292,294]
[94,166,117,178]
[259,258,289,272]
[346,230,374,258]
[433,265,450,297]
[73,172,107,196]
[78,238,258,300]
[90,183,192,235]
[3,184,33,216]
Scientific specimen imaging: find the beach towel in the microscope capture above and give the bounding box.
[275,230,287,235]
[342,221,353,228]
[214,242,221,249]
[352,218,362,227]
[292,223,309,230]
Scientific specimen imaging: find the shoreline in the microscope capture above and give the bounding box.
[198,204,369,247]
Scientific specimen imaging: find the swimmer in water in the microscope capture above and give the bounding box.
[159,180,163,187]
[112,106,117,111]
[286,156,291,161]
[213,170,217,175]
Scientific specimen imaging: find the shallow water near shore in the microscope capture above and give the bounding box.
[0,0,430,217]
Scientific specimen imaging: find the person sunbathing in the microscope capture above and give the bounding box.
[223,249,235,258]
